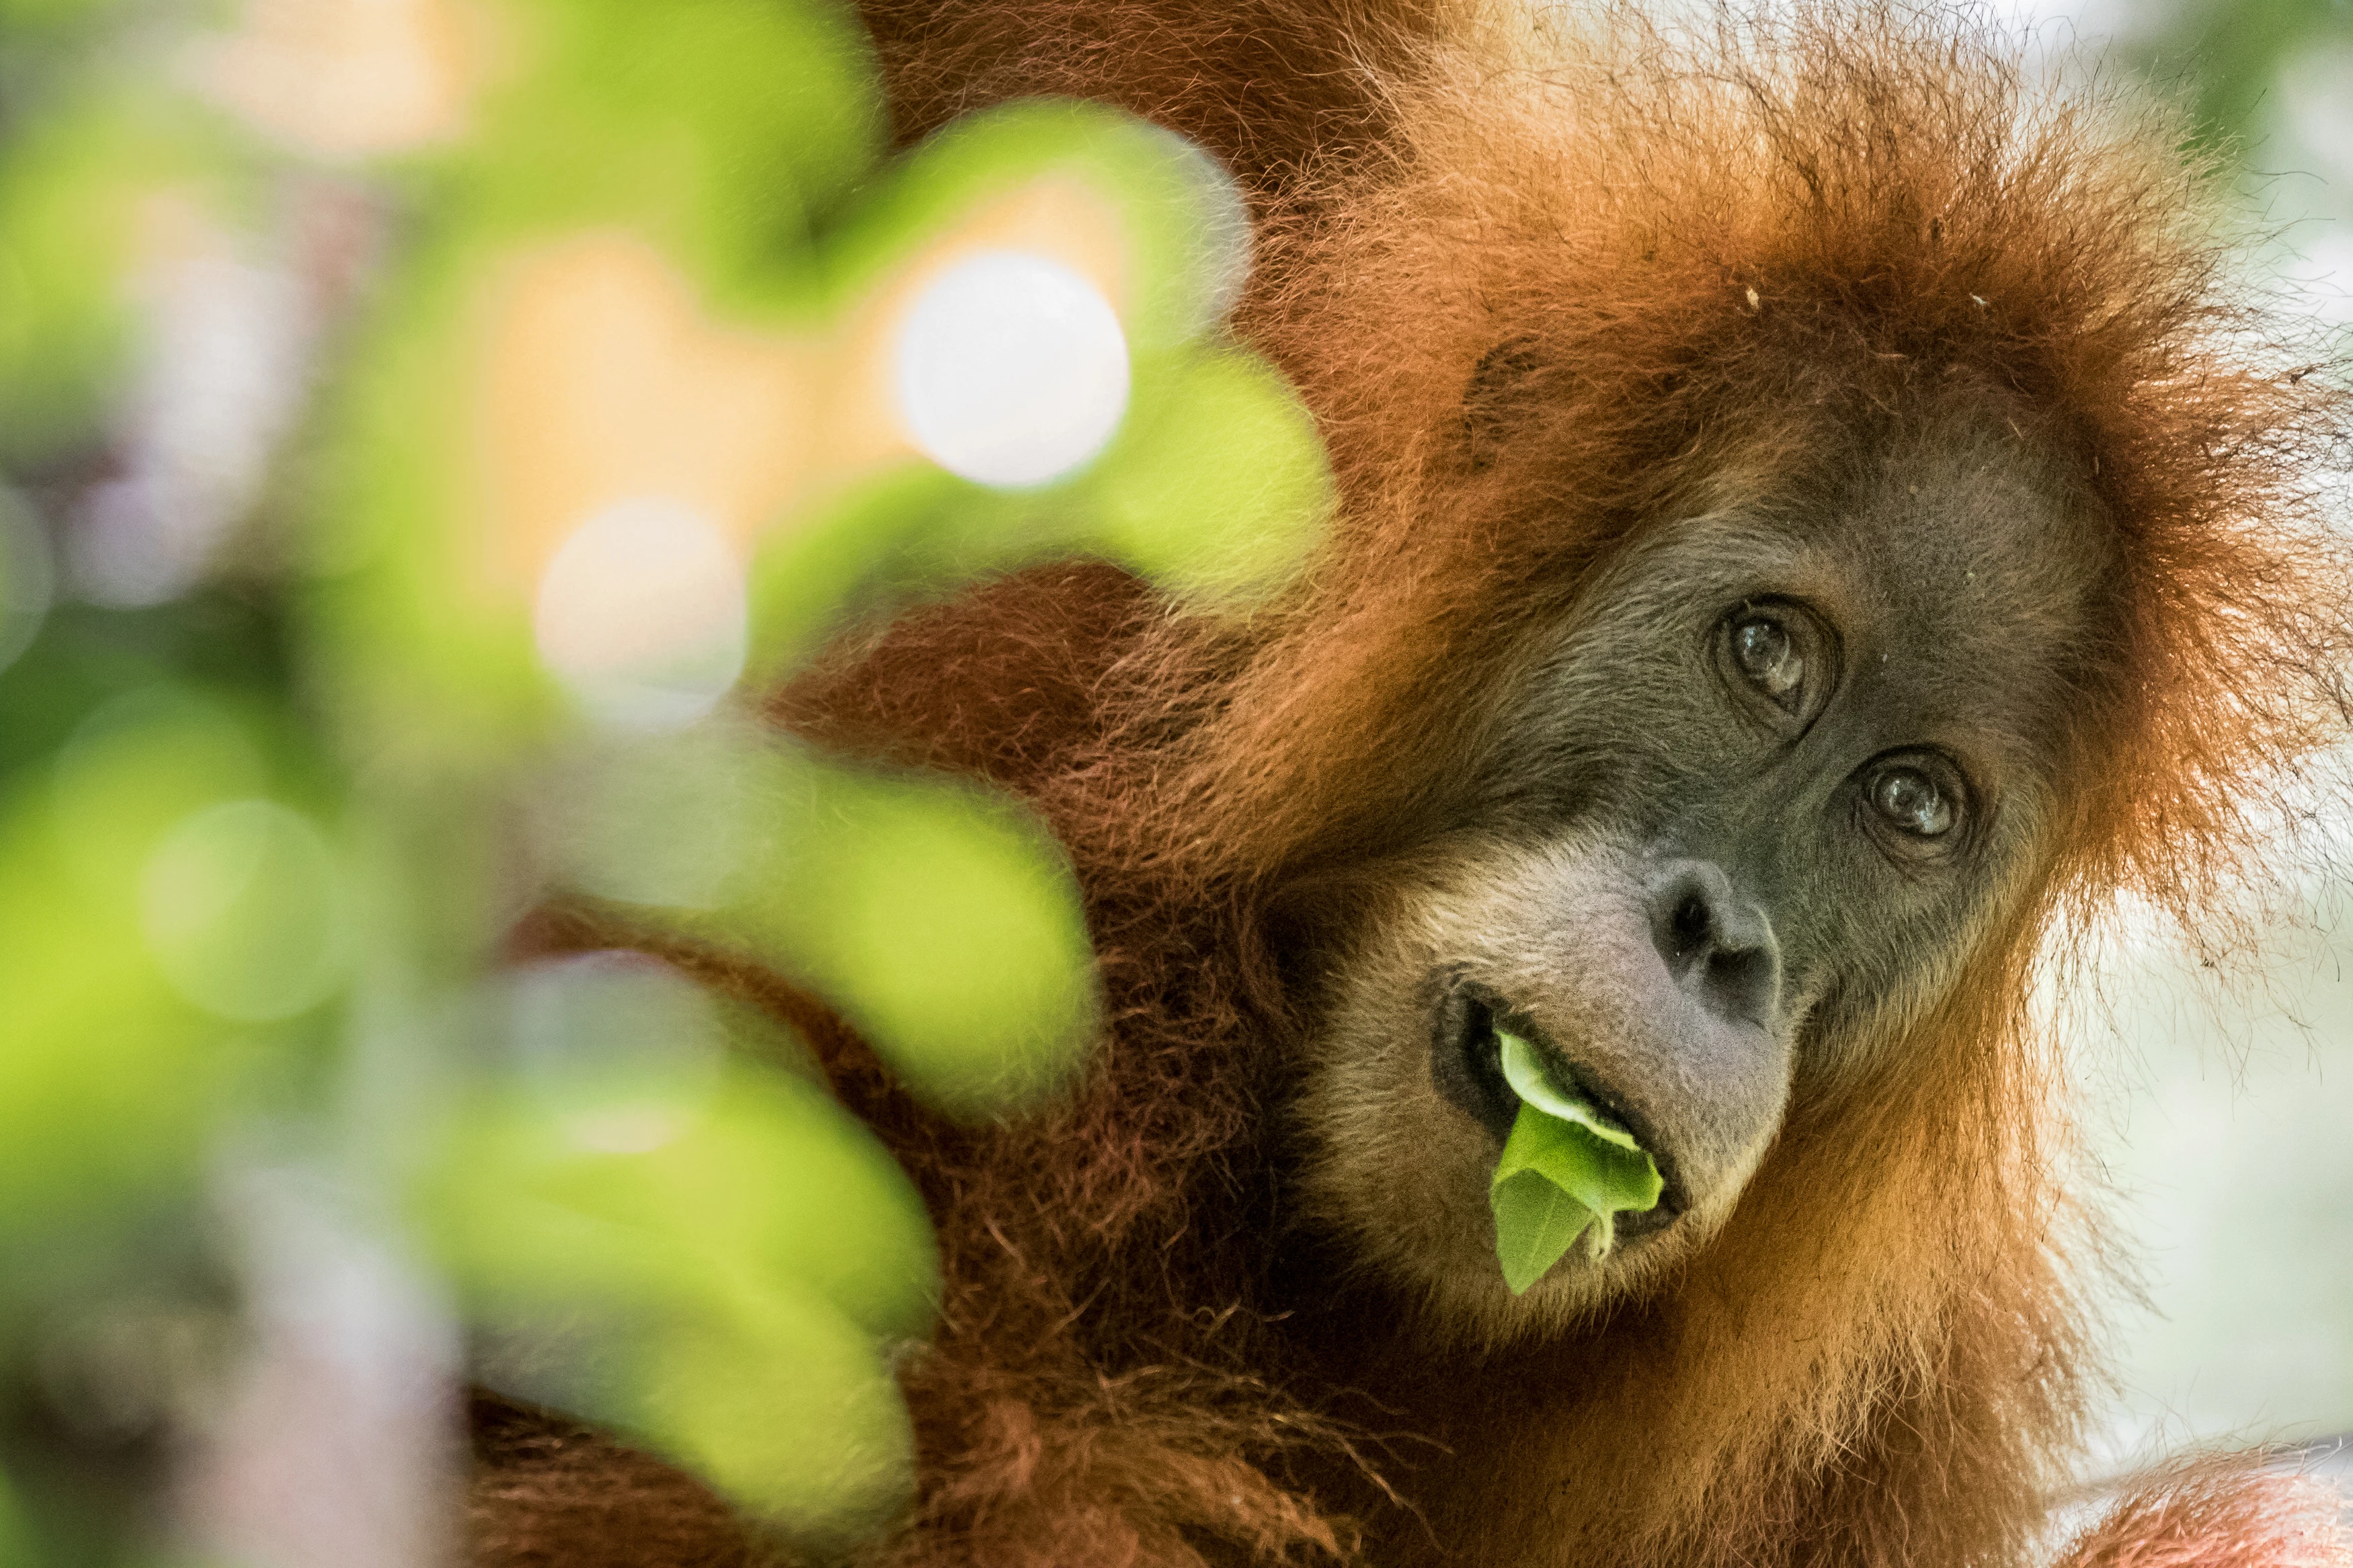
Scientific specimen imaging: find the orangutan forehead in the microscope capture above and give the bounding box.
[1830,415,2110,629]
[1798,417,2115,762]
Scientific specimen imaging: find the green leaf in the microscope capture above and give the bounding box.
[1488,1031,1664,1294]
[723,759,1099,1116]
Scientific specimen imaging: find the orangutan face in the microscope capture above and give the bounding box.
[1285,405,2114,1346]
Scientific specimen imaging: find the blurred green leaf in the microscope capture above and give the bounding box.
[534,720,784,910]
[0,0,121,30]
[420,1043,937,1540]
[0,740,246,1282]
[641,1280,913,1546]
[50,685,272,899]
[140,796,350,1024]
[820,99,1249,349]
[1095,348,1332,601]
[434,1169,918,1543]
[731,762,1100,1115]
[455,1069,940,1342]
[305,233,557,759]
[534,737,1101,1118]
[741,342,1325,680]
[449,0,882,308]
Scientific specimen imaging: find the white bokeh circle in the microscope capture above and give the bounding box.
[894,250,1130,489]
[532,497,748,733]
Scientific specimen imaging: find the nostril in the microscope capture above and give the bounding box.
[1667,886,1712,964]
[1648,863,1727,981]
[1646,858,1782,1027]
[1703,944,1778,1026]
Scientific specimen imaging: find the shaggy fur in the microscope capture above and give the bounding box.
[2056,1458,2353,1568]
[471,3,2352,1565]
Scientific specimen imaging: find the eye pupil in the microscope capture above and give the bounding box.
[1873,766,1954,837]
[1731,616,1803,702]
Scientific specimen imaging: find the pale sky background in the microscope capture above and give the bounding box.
[1978,0,2353,1469]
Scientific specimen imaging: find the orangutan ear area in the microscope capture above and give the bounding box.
[0,0,2348,1565]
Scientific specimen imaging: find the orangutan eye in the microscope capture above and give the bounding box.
[1858,753,1972,854]
[1728,615,1803,704]
[1871,766,1952,837]
[1718,602,1833,731]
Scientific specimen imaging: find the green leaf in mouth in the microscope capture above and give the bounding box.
[1488,1030,1665,1294]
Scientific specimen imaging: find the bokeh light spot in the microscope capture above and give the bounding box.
[139,798,348,1023]
[532,497,749,733]
[196,0,471,161]
[894,250,1129,488]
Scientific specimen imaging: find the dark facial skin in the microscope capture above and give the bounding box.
[1289,399,2115,1344]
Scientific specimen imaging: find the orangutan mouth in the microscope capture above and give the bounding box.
[1429,975,1690,1239]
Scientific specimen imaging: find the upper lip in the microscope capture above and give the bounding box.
[1439,977,1690,1237]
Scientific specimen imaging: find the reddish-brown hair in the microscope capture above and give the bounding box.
[476,5,2350,1565]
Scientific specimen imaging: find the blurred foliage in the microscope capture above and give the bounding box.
[309,0,1321,1526]
[2114,0,2353,150]
[0,81,252,472]
[430,960,940,1546]
[0,0,1328,1557]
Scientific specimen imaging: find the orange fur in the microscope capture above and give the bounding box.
[470,3,2351,1564]
[2057,1458,2352,1568]
[469,1391,783,1567]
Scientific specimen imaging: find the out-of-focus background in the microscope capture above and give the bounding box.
[1987,0,2353,1475]
[0,0,2344,1561]
[2086,911,2353,1467]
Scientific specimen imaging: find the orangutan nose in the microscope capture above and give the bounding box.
[1646,859,1782,1030]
